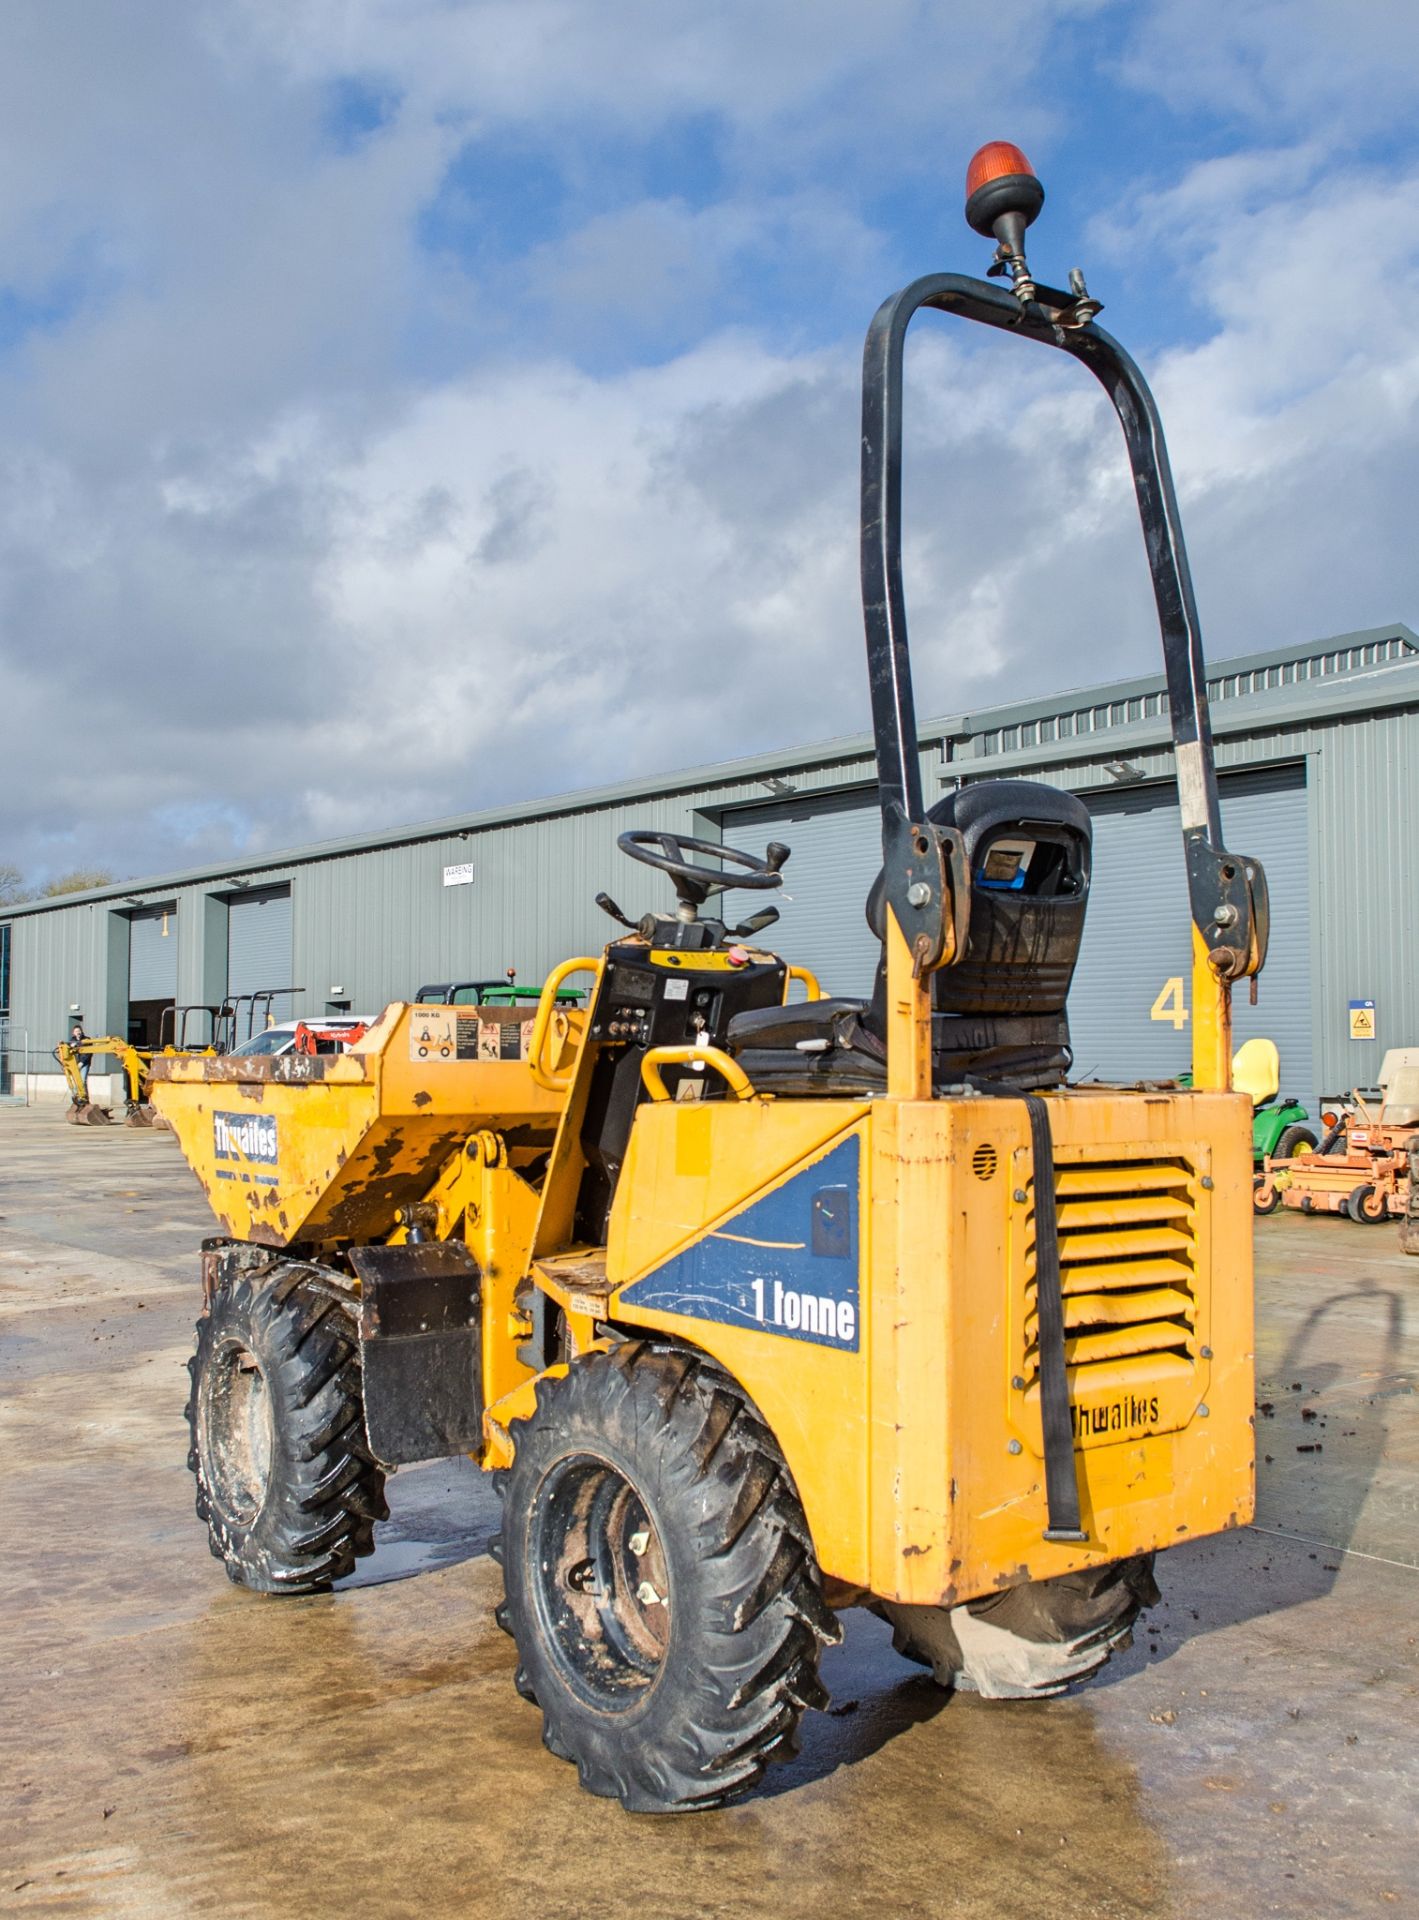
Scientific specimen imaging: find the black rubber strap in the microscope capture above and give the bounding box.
[1021,1093,1086,1542]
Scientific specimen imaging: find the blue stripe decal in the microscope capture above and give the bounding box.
[617,1134,860,1351]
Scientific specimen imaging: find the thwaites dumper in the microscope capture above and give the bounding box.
[151,145,1267,1813]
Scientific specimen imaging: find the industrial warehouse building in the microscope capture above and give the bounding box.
[3,621,1417,1114]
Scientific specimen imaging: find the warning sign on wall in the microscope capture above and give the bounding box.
[1348,999,1376,1041]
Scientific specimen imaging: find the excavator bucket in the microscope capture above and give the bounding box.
[66,1103,112,1126]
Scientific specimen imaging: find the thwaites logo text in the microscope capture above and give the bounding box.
[1070,1393,1160,1439]
[213,1110,279,1185]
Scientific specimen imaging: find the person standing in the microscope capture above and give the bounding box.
[67,1016,90,1096]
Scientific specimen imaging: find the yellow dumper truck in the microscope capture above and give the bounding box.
[151,143,1266,1812]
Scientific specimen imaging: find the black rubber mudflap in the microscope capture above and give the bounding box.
[349,1242,483,1466]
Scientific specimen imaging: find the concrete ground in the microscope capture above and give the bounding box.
[1,1103,1415,1920]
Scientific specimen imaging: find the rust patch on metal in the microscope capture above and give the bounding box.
[992,1562,1034,1590]
[412,1091,432,1109]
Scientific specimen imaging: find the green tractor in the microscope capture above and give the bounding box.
[1185,1037,1315,1165]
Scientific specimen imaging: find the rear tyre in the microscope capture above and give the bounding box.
[495,1342,840,1812]
[186,1263,388,1593]
[1274,1124,1318,1159]
[1345,1183,1388,1225]
[876,1555,1159,1699]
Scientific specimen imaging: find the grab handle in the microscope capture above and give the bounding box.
[529,958,598,1092]
[640,1045,756,1103]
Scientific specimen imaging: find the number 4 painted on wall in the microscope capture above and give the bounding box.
[1150,977,1188,1029]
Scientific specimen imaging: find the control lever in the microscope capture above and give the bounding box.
[730,906,780,938]
[595,891,637,930]
[765,842,791,873]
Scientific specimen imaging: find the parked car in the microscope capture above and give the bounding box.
[228,1017,375,1059]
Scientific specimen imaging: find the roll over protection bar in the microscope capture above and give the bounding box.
[859,271,1267,1088]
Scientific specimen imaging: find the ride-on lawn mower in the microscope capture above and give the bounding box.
[1185,1036,1315,1164]
[150,144,1265,1813]
[1233,1038,1315,1162]
[1254,1049,1419,1222]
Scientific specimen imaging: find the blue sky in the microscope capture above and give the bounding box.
[1,0,1417,885]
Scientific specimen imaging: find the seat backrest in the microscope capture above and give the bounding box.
[1379,1047,1419,1091]
[1379,1064,1419,1126]
[1232,1036,1280,1106]
[865,779,1092,1086]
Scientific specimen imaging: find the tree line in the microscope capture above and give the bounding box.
[0,864,118,906]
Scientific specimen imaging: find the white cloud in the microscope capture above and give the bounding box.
[0,0,1416,889]
[1118,1,1419,129]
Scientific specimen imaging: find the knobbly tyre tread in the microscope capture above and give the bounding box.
[186,1262,389,1593]
[494,1341,839,1812]
[1273,1123,1318,1160]
[876,1554,1159,1699]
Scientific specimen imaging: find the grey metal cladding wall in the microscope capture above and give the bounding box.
[1068,767,1312,1105]
[290,800,725,1017]
[226,887,293,999]
[128,908,178,1001]
[720,788,884,995]
[290,756,885,1016]
[1310,708,1419,1090]
[7,902,109,1055]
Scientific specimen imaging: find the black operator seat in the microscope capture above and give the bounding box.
[725,779,1092,1094]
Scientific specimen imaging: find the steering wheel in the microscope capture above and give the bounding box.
[617,830,786,906]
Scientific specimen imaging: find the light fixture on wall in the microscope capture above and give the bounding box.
[758,776,797,797]
[1104,759,1146,785]
[160,910,170,938]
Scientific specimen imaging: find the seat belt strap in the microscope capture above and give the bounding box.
[1022,1093,1086,1542]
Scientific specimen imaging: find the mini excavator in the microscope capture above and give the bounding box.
[151,144,1266,1813]
[55,1035,161,1127]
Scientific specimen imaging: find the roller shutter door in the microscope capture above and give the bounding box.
[721,789,883,998]
[128,907,177,1001]
[226,887,294,999]
[1068,765,1313,1111]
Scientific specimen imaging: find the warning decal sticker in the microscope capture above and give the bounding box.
[409,1009,457,1062]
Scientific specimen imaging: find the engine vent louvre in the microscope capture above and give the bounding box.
[1022,1157,1198,1402]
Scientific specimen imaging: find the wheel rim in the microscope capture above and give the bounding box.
[199,1337,274,1525]
[529,1453,671,1711]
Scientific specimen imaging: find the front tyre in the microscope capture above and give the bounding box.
[186,1263,388,1593]
[497,1342,839,1812]
[1346,1183,1389,1225]
[1253,1178,1280,1216]
[877,1556,1159,1699]
[1273,1124,1318,1159]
